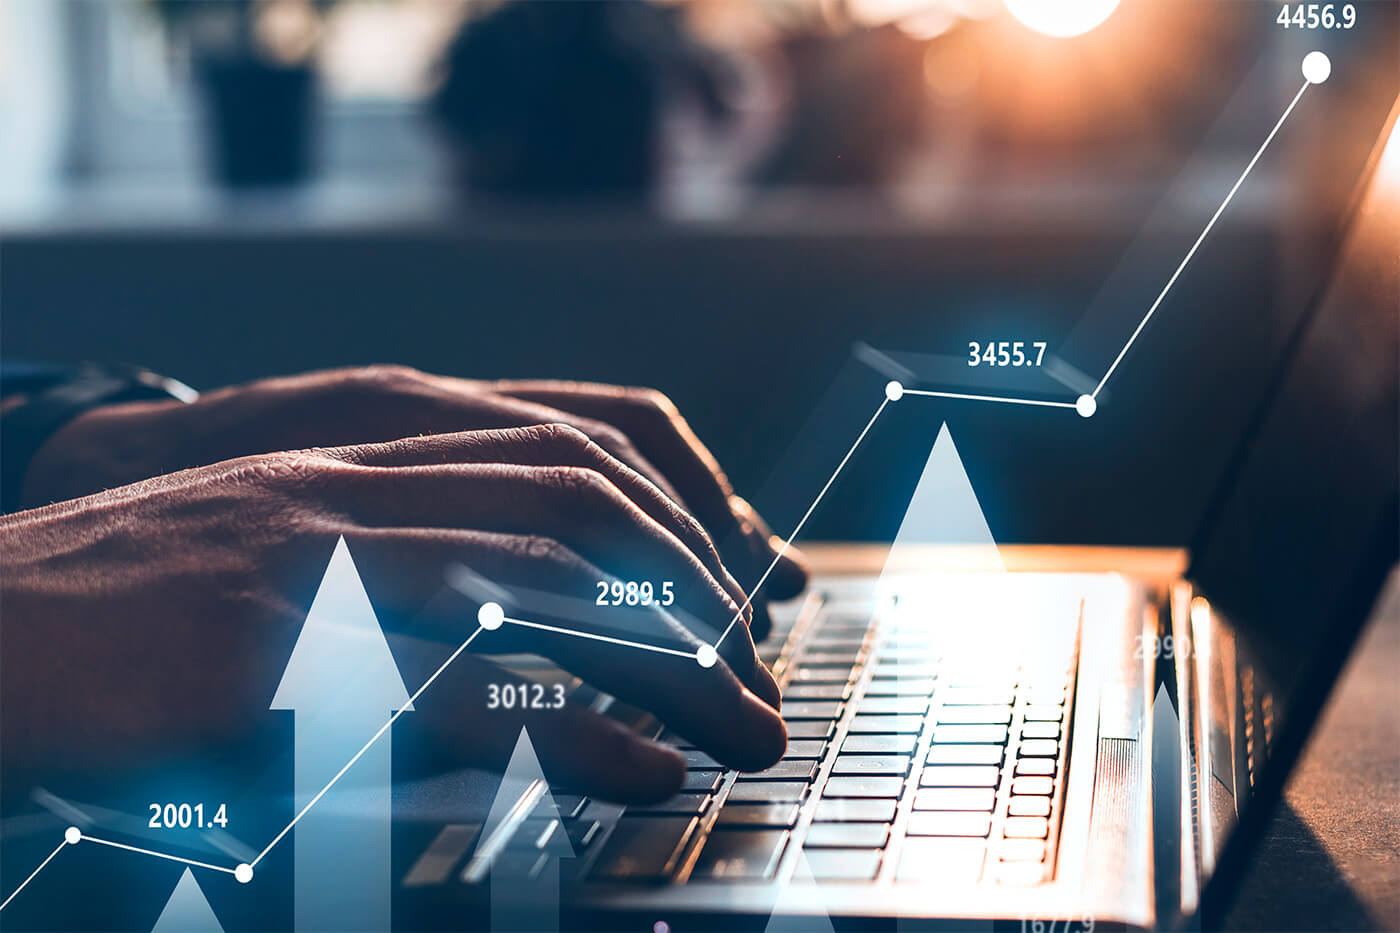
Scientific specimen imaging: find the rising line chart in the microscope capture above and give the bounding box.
[0,54,1329,917]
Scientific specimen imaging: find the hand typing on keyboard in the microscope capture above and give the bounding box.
[1,368,805,803]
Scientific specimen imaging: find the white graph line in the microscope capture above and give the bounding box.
[901,389,1079,409]
[80,835,238,875]
[251,623,487,866]
[0,839,69,911]
[502,616,699,659]
[715,397,891,649]
[1092,79,1311,398]
[0,69,1320,917]
[0,623,491,907]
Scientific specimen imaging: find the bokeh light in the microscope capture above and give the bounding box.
[1004,0,1121,37]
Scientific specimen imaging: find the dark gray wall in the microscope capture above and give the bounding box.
[3,221,1317,547]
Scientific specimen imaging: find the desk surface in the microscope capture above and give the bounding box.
[800,545,1399,931]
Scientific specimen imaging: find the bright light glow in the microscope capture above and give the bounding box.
[1004,0,1120,37]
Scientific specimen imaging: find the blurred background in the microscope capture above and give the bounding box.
[2,0,1397,548]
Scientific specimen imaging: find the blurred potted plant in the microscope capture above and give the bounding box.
[148,0,337,188]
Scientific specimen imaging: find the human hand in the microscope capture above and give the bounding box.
[22,366,806,639]
[1,426,784,802]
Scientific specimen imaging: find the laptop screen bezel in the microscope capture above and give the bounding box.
[1187,94,1400,924]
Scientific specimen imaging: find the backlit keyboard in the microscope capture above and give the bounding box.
[406,582,1081,895]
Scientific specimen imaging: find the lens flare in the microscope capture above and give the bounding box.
[1004,0,1120,37]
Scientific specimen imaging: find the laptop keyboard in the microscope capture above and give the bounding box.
[584,587,1080,888]
[410,582,1082,897]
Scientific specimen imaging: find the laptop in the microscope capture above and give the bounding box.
[397,94,1400,932]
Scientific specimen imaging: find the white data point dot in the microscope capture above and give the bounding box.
[1075,395,1097,418]
[478,602,505,631]
[884,381,904,401]
[64,827,81,845]
[696,645,718,668]
[234,864,254,884]
[1302,51,1331,84]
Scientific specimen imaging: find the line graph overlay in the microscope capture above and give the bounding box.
[501,616,700,660]
[715,396,891,649]
[1091,78,1312,398]
[0,56,1327,917]
[0,839,69,912]
[901,389,1079,409]
[250,622,487,868]
[80,836,239,876]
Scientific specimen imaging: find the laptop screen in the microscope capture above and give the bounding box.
[1185,94,1399,909]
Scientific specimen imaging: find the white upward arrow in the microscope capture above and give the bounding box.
[271,536,411,932]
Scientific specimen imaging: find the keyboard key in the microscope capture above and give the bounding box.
[693,830,788,880]
[1024,706,1065,722]
[405,824,480,887]
[748,760,819,782]
[798,653,861,667]
[842,734,917,755]
[552,795,589,820]
[683,771,722,793]
[864,678,934,697]
[803,848,882,880]
[783,740,828,760]
[906,812,991,837]
[804,822,890,848]
[936,705,1012,725]
[1022,689,1065,706]
[942,674,1015,691]
[728,781,807,803]
[1014,759,1055,776]
[933,725,1008,745]
[1020,722,1061,740]
[821,777,905,798]
[848,716,924,734]
[590,817,698,880]
[807,638,866,652]
[941,687,1014,706]
[628,794,710,816]
[1008,796,1051,817]
[783,683,851,701]
[715,804,800,828]
[782,701,845,721]
[786,721,836,740]
[813,798,897,823]
[913,788,996,811]
[564,820,602,850]
[999,839,1046,862]
[856,696,930,716]
[928,745,1003,765]
[660,730,697,749]
[872,663,938,680]
[896,838,986,882]
[681,749,720,770]
[789,666,852,684]
[995,861,1046,886]
[1011,777,1054,796]
[1017,740,1059,758]
[830,755,910,776]
[1003,817,1050,839]
[920,766,1000,787]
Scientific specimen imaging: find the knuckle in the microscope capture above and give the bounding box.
[345,364,429,396]
[545,465,613,501]
[517,535,583,571]
[216,453,323,490]
[625,386,679,419]
[536,422,593,453]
